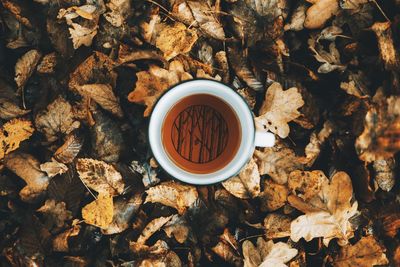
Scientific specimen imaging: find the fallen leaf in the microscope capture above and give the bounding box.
[0,98,30,120]
[155,22,198,61]
[103,0,131,27]
[14,49,41,91]
[244,0,287,18]
[76,158,125,196]
[243,238,298,267]
[0,118,34,159]
[372,158,395,192]
[53,224,81,252]
[4,153,49,202]
[40,160,68,178]
[76,84,123,118]
[82,192,114,229]
[263,213,291,239]
[288,170,327,201]
[212,240,242,267]
[215,51,230,84]
[0,0,33,28]
[290,171,359,246]
[340,0,369,10]
[259,179,288,212]
[37,52,57,74]
[37,199,72,228]
[222,158,260,199]
[254,145,304,184]
[371,21,399,71]
[68,22,98,49]
[284,3,307,31]
[163,214,190,244]
[334,235,389,267]
[127,60,193,116]
[130,160,160,188]
[137,216,173,245]
[145,181,198,215]
[53,133,83,164]
[255,82,304,138]
[304,0,339,29]
[35,96,80,143]
[171,0,225,40]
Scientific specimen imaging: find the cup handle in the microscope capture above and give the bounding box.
[255,130,275,147]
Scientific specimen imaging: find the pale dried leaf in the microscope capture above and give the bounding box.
[284,3,306,31]
[145,181,198,214]
[0,118,34,159]
[4,153,49,202]
[222,158,260,199]
[155,22,198,60]
[0,98,30,120]
[37,199,72,228]
[82,192,114,229]
[69,22,98,49]
[137,216,173,244]
[77,84,123,117]
[264,213,291,239]
[14,49,41,90]
[76,158,124,196]
[163,214,190,244]
[40,160,68,178]
[304,0,339,29]
[255,82,304,138]
[35,96,80,143]
[103,0,131,27]
[373,158,395,192]
[127,61,193,116]
[254,145,304,184]
[334,235,389,267]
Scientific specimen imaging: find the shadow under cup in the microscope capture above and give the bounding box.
[161,94,242,174]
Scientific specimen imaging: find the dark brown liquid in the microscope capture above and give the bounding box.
[162,94,241,174]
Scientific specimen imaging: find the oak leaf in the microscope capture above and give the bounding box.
[76,158,124,196]
[243,238,298,267]
[82,192,114,229]
[290,171,359,246]
[68,22,98,50]
[14,49,42,91]
[334,235,389,267]
[222,158,260,199]
[145,181,198,214]
[76,84,123,118]
[255,82,304,138]
[155,22,198,60]
[35,96,80,143]
[127,61,192,116]
[0,118,34,159]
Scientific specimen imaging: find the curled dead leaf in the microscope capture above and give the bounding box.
[145,181,198,215]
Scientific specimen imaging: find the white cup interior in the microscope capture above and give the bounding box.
[148,79,255,184]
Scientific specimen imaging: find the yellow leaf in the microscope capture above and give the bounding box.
[82,193,114,229]
[0,119,34,159]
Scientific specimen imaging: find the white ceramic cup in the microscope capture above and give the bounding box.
[148,79,275,185]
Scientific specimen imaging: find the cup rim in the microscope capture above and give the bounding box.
[148,79,255,185]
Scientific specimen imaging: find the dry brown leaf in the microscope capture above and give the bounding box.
[290,171,359,246]
[130,160,160,188]
[334,235,389,267]
[40,160,68,178]
[76,84,123,118]
[37,52,57,74]
[103,0,131,27]
[127,61,192,116]
[0,98,30,120]
[4,153,49,202]
[102,193,143,235]
[222,158,260,199]
[372,158,395,192]
[304,0,339,29]
[14,49,42,91]
[53,224,81,252]
[155,22,198,61]
[255,82,304,138]
[264,213,291,239]
[68,23,98,49]
[37,199,72,228]
[171,1,225,40]
[215,51,230,83]
[163,214,190,244]
[82,192,114,229]
[145,181,198,215]
[243,238,298,267]
[54,133,83,164]
[212,241,242,267]
[284,3,306,31]
[254,145,304,184]
[137,216,173,245]
[340,0,369,10]
[371,22,399,71]
[244,0,287,18]
[0,118,34,159]
[288,170,327,201]
[76,158,124,196]
[259,179,288,212]
[0,0,33,28]
[355,90,400,162]
[35,96,80,143]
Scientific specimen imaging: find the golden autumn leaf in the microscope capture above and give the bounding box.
[288,170,327,201]
[127,61,192,116]
[334,235,389,267]
[255,82,304,138]
[82,193,114,229]
[0,118,34,159]
[155,22,198,61]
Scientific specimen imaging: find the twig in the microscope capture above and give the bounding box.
[371,0,390,22]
